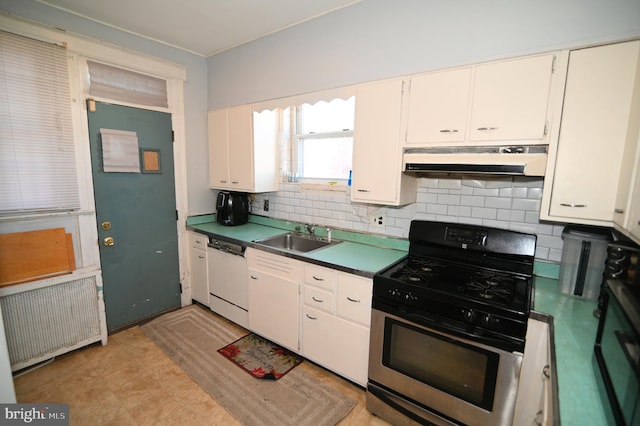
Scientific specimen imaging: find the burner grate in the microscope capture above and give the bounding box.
[461,271,521,306]
[390,258,444,285]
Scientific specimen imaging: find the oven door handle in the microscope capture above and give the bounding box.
[403,309,523,353]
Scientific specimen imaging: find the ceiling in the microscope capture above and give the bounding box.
[36,0,362,57]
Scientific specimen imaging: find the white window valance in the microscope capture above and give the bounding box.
[252,85,358,113]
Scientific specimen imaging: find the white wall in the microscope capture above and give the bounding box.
[1,0,214,216]
[207,0,640,108]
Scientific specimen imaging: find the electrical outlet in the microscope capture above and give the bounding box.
[370,213,385,228]
[263,199,269,212]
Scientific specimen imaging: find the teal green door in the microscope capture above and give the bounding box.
[88,101,181,332]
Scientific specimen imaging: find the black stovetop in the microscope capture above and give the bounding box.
[372,221,537,351]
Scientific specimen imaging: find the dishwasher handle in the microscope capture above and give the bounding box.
[208,239,245,257]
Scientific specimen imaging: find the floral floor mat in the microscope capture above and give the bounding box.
[217,333,303,380]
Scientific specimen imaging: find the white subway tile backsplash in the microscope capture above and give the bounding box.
[512,198,541,211]
[460,195,485,207]
[485,197,512,209]
[471,207,497,220]
[249,176,566,263]
[438,179,462,190]
[437,194,461,205]
[427,204,448,215]
[512,187,528,198]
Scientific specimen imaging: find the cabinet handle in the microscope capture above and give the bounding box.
[220,180,227,183]
[542,365,550,379]
[306,314,317,320]
[198,255,205,259]
[346,297,361,303]
[312,296,324,303]
[231,181,239,184]
[312,275,324,281]
[477,127,498,131]
[439,129,459,133]
[250,275,258,280]
[614,208,624,214]
[560,203,587,208]
[356,189,370,193]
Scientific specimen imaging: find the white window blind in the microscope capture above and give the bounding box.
[87,61,168,108]
[0,31,80,214]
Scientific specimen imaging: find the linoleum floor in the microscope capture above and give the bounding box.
[13,316,389,426]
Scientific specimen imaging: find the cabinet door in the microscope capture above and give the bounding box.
[227,105,254,191]
[302,306,370,386]
[248,268,299,351]
[548,42,639,222]
[352,78,416,205]
[190,252,208,304]
[406,68,471,144]
[208,109,230,188]
[469,54,554,142]
[626,147,640,242]
[336,274,372,326]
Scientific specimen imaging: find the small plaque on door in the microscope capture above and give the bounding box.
[141,148,161,173]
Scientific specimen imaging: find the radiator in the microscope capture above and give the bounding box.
[0,272,107,371]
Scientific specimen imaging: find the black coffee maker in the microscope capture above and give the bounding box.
[216,191,249,226]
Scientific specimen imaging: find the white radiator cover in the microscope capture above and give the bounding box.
[0,271,107,371]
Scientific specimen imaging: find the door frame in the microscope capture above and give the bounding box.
[68,53,189,307]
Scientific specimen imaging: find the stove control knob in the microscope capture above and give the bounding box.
[462,308,476,323]
[389,289,402,300]
[481,314,497,328]
[404,292,417,303]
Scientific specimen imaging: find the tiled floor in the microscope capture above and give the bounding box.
[13,311,390,426]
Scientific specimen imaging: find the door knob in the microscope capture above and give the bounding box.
[101,221,112,230]
[103,237,115,246]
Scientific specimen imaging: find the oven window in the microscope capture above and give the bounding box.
[383,318,499,410]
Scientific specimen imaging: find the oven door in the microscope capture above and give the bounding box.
[594,279,640,426]
[368,308,523,426]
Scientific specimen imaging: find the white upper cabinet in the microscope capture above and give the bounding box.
[208,105,278,193]
[542,41,640,225]
[469,54,555,142]
[352,78,416,205]
[404,53,557,146]
[615,123,640,243]
[405,68,471,144]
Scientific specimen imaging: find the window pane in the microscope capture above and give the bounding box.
[300,136,352,179]
[300,97,354,134]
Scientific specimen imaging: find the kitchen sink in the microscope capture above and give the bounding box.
[253,233,337,253]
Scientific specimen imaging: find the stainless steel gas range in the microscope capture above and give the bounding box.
[367,220,536,426]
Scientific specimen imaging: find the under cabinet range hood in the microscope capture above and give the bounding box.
[403,145,548,176]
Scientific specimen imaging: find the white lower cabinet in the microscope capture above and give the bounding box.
[302,306,370,386]
[301,264,372,386]
[247,248,302,352]
[246,248,373,386]
[189,232,209,306]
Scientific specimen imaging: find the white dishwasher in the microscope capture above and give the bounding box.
[207,239,249,328]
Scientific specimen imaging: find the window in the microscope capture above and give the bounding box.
[0,31,79,214]
[294,97,355,182]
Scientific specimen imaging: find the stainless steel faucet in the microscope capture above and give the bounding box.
[305,224,315,237]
